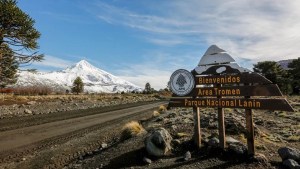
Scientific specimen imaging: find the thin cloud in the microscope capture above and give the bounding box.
[114,51,200,90]
[90,0,300,62]
[32,55,75,69]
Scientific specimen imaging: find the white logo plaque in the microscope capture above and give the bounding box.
[169,69,195,96]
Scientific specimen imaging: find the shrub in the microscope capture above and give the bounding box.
[158,105,167,113]
[120,121,145,140]
[153,110,160,117]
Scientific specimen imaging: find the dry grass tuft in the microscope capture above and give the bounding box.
[158,105,167,113]
[239,134,247,144]
[176,132,189,138]
[287,135,300,142]
[120,121,145,140]
[153,110,160,117]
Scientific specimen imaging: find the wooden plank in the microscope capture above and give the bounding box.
[195,73,272,85]
[217,84,226,149]
[244,83,255,156]
[168,98,294,111]
[188,84,282,97]
[246,108,255,156]
[193,107,201,148]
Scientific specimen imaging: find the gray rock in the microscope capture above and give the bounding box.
[143,157,152,164]
[101,143,108,149]
[278,147,300,161]
[283,159,300,169]
[171,139,181,146]
[184,151,191,161]
[26,101,37,105]
[208,137,219,147]
[226,136,240,144]
[24,109,32,114]
[144,128,172,157]
[228,143,247,155]
[252,153,269,164]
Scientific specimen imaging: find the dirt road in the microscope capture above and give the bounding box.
[0,101,166,168]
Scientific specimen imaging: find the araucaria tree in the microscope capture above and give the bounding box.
[0,45,18,88]
[0,0,43,87]
[72,77,84,94]
[0,0,43,63]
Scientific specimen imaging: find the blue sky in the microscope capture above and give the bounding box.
[18,0,300,89]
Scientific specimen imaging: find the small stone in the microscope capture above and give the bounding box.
[171,139,181,146]
[22,157,26,161]
[26,101,36,105]
[283,159,300,169]
[228,143,247,155]
[101,143,108,149]
[24,109,32,114]
[278,147,300,161]
[208,137,219,147]
[226,136,240,144]
[93,148,100,153]
[143,157,152,164]
[184,151,191,161]
[252,153,269,164]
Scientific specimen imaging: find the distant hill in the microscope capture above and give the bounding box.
[14,60,142,93]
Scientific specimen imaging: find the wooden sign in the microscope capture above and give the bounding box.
[168,45,294,156]
[169,98,294,111]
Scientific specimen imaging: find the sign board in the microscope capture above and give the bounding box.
[195,73,272,85]
[175,84,283,97]
[169,98,294,111]
[168,45,294,156]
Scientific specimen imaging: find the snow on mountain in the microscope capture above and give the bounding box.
[15,60,142,93]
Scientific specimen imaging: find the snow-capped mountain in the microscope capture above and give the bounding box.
[15,60,142,93]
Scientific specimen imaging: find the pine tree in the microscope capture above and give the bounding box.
[144,82,152,94]
[71,77,84,94]
[0,45,18,88]
[253,61,285,84]
[253,61,291,94]
[288,58,300,94]
[0,0,43,64]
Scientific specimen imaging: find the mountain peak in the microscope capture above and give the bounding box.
[73,60,97,70]
[76,60,93,67]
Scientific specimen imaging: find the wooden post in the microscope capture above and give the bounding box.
[245,84,255,156]
[193,107,201,148]
[217,84,226,149]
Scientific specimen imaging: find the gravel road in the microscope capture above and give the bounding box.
[0,101,166,169]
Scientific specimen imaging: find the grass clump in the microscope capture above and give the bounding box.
[278,112,287,117]
[120,121,145,140]
[153,110,160,117]
[286,135,300,142]
[158,105,167,113]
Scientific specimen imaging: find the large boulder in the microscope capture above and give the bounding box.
[283,159,300,169]
[278,147,300,162]
[144,128,172,157]
[228,142,247,156]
